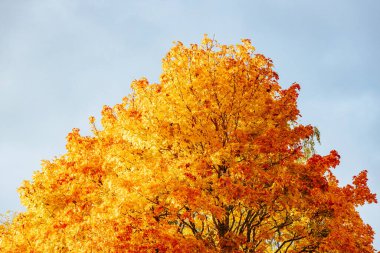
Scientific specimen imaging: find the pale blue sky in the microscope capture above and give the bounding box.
[1,0,379,248]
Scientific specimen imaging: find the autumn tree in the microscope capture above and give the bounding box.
[0,36,377,252]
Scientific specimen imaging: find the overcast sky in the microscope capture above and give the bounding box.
[1,0,379,248]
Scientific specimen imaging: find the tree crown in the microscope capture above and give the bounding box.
[0,36,377,253]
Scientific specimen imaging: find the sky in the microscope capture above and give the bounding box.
[1,0,379,248]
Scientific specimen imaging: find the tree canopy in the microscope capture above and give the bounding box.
[0,36,377,252]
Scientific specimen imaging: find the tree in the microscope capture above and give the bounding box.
[0,36,377,252]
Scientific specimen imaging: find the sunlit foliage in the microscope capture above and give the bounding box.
[0,36,377,252]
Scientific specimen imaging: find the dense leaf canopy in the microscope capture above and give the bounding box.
[0,36,377,252]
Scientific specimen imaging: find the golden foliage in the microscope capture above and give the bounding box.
[0,36,377,252]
